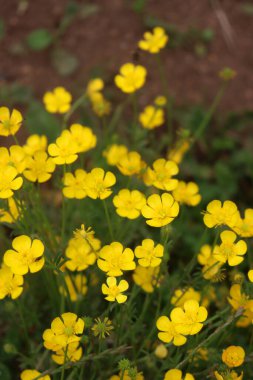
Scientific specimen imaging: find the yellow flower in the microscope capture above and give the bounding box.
[0,106,22,136]
[171,288,201,307]
[0,166,23,199]
[203,200,239,229]
[115,63,147,93]
[219,67,237,81]
[138,27,168,54]
[0,197,21,224]
[85,168,116,199]
[143,159,179,191]
[113,189,146,219]
[110,370,144,380]
[168,140,190,164]
[156,315,187,346]
[103,144,129,166]
[172,181,201,206]
[69,123,97,153]
[52,341,82,365]
[134,239,164,267]
[4,235,45,275]
[102,276,129,303]
[62,169,87,199]
[154,343,168,359]
[222,346,245,368]
[214,370,243,380]
[163,369,194,380]
[139,105,165,129]
[227,284,253,327]
[170,300,208,335]
[73,224,101,251]
[154,96,167,106]
[48,130,78,165]
[248,269,253,282]
[232,209,253,238]
[65,238,97,271]
[141,193,179,227]
[197,244,223,280]
[59,274,88,301]
[132,265,160,293]
[213,231,247,266]
[43,312,84,350]
[23,151,55,183]
[97,242,136,276]
[0,146,27,173]
[117,151,144,176]
[0,264,23,300]
[23,134,48,156]
[86,78,104,99]
[91,93,111,117]
[20,369,51,380]
[43,87,72,113]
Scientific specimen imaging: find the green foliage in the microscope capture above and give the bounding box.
[26,29,53,51]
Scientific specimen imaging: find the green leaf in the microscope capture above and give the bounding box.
[0,18,5,40]
[51,48,79,76]
[0,363,11,380]
[27,29,53,51]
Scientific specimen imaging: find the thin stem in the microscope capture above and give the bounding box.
[61,345,68,380]
[62,94,87,130]
[102,199,114,241]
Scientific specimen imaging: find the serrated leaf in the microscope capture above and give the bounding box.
[27,29,53,51]
[51,48,79,76]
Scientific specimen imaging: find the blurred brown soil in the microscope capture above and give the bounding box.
[1,0,253,112]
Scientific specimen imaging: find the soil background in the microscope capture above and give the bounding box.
[1,0,253,112]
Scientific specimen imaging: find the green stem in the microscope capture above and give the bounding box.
[61,164,67,244]
[61,345,68,380]
[62,94,87,130]
[102,199,114,240]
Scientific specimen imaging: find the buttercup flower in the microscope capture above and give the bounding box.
[134,239,164,267]
[52,341,82,365]
[62,169,87,199]
[0,166,23,199]
[48,130,78,165]
[91,93,111,117]
[154,343,168,359]
[170,300,208,335]
[163,369,194,380]
[141,193,179,227]
[0,146,27,173]
[4,235,45,275]
[248,270,253,282]
[20,369,51,380]
[23,151,55,183]
[0,265,24,300]
[65,238,97,271]
[115,63,147,93]
[113,189,146,219]
[102,276,129,303]
[84,168,116,199]
[232,209,253,238]
[43,312,84,350]
[222,346,245,368]
[43,87,72,113]
[133,265,160,293]
[117,151,144,176]
[156,315,187,346]
[172,181,201,206]
[213,231,247,266]
[103,144,128,166]
[168,140,190,164]
[97,242,136,276]
[110,370,144,380]
[0,106,22,136]
[23,134,48,156]
[197,244,223,280]
[0,197,21,224]
[139,105,165,129]
[138,27,168,54]
[69,124,97,153]
[154,96,167,106]
[86,78,104,100]
[59,274,88,301]
[203,200,239,228]
[227,284,253,327]
[171,288,201,307]
[143,159,179,191]
[214,370,243,380]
